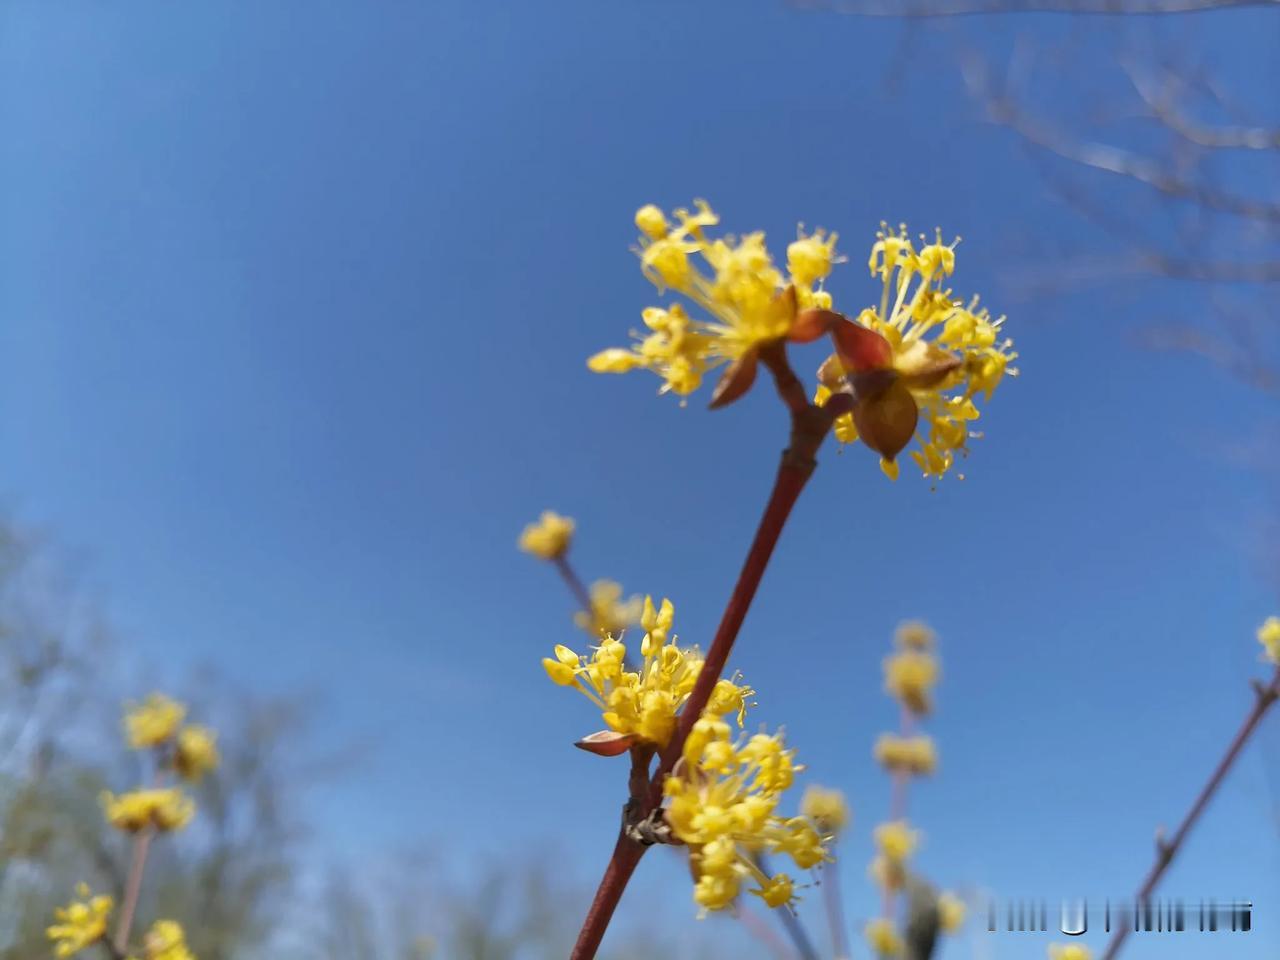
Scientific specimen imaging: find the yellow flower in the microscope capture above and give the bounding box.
[819,223,1017,480]
[174,725,219,782]
[869,854,906,893]
[787,227,843,288]
[799,784,850,834]
[635,204,669,240]
[883,649,939,715]
[1258,615,1280,665]
[752,873,795,908]
[939,891,966,932]
[1048,944,1093,960]
[869,821,918,892]
[865,918,904,957]
[873,734,937,776]
[589,201,842,403]
[46,884,112,958]
[101,788,195,833]
[142,920,196,960]
[894,620,935,650]
[124,694,187,749]
[665,721,827,915]
[874,820,920,863]
[518,511,574,560]
[573,580,643,639]
[543,597,754,747]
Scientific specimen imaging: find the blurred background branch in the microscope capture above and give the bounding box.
[814,0,1280,399]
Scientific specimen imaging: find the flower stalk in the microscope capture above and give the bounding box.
[569,346,835,960]
[1101,665,1280,960]
[112,828,154,955]
[554,554,595,615]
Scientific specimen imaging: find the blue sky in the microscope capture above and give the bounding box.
[1,1,1278,957]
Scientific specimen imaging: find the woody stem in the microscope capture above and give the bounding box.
[1101,665,1280,960]
[113,829,153,955]
[553,555,594,614]
[569,344,832,960]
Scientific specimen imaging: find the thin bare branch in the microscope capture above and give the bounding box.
[960,52,1280,224]
[800,0,1277,15]
[1124,63,1280,151]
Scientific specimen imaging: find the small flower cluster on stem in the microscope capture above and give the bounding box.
[864,622,964,958]
[46,693,217,960]
[529,201,1016,959]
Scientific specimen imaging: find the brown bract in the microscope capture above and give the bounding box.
[575,730,638,757]
[824,314,963,463]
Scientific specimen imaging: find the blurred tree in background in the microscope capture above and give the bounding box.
[0,518,305,960]
[815,0,1280,392]
[0,516,726,960]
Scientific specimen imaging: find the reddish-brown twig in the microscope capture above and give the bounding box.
[569,344,834,960]
[1101,665,1280,960]
[553,554,594,615]
[822,841,854,960]
[113,828,154,955]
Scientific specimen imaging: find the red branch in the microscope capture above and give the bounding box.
[1101,665,1280,960]
[569,344,833,959]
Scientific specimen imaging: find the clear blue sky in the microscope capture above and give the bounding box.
[1,2,1277,957]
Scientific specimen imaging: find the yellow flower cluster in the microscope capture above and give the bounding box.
[665,720,828,913]
[873,734,937,776]
[101,788,195,833]
[518,510,575,560]
[865,917,904,957]
[573,579,642,639]
[544,597,753,747]
[141,920,196,960]
[816,223,1017,481]
[1049,945,1093,960]
[1258,616,1280,665]
[869,820,920,893]
[883,649,939,715]
[125,694,187,749]
[894,620,935,650]
[122,694,220,783]
[589,201,842,400]
[46,885,112,958]
[799,784,851,835]
[174,726,219,782]
[939,891,967,932]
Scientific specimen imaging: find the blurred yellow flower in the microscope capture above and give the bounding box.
[873,734,937,775]
[518,511,575,560]
[894,620,936,650]
[938,891,966,932]
[573,579,642,639]
[1048,944,1093,960]
[1258,616,1280,665]
[124,694,187,750]
[799,784,850,834]
[665,721,827,914]
[544,597,753,747]
[818,223,1017,480]
[174,725,219,782]
[883,649,939,715]
[142,920,196,960]
[869,853,906,893]
[589,201,841,403]
[101,788,195,833]
[753,873,795,909]
[875,820,920,863]
[46,884,112,959]
[865,918,904,957]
